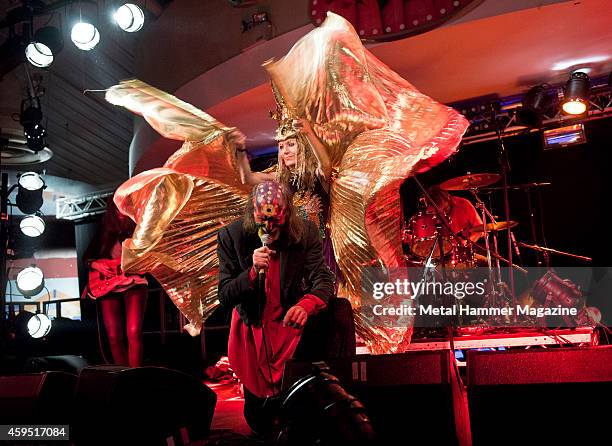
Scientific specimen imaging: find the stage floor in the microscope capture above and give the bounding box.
[200,326,602,445]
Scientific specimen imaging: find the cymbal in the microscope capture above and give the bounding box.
[439,173,501,191]
[468,221,518,233]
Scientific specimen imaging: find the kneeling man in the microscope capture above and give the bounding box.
[217,181,334,434]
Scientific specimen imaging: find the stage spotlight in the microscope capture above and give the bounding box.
[20,98,47,152]
[561,72,590,115]
[16,172,45,214]
[27,313,52,338]
[16,266,45,298]
[25,26,64,68]
[519,85,553,127]
[71,21,100,50]
[114,4,145,32]
[20,214,45,237]
[280,363,375,445]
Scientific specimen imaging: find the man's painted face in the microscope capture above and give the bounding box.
[253,181,287,233]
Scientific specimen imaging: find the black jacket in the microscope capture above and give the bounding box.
[217,218,335,326]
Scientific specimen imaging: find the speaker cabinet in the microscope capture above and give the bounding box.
[0,371,77,425]
[467,346,612,445]
[73,366,217,445]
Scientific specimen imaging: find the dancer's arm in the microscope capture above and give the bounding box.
[227,129,275,185]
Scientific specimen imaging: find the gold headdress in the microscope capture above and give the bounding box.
[270,82,298,141]
[269,81,318,191]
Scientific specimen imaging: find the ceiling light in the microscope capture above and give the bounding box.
[20,214,45,237]
[25,26,64,68]
[16,266,45,298]
[16,172,45,214]
[561,72,590,115]
[71,21,100,50]
[115,4,145,32]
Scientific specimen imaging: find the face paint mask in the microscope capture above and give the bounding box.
[253,181,287,233]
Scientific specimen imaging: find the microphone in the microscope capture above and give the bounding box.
[258,227,271,276]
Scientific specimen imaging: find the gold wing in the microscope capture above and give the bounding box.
[107,80,251,335]
[265,13,469,353]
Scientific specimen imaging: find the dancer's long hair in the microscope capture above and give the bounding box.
[85,196,135,261]
[242,183,304,244]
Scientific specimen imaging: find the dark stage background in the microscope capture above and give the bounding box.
[400,116,612,324]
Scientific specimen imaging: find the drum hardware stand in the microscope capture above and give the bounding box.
[481,182,551,267]
[470,191,502,301]
[469,189,515,325]
[412,177,460,343]
[467,241,528,274]
[492,107,517,320]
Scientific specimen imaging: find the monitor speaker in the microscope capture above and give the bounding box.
[467,346,612,445]
[72,365,217,445]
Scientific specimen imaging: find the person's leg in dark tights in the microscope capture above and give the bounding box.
[123,286,147,367]
[100,294,128,365]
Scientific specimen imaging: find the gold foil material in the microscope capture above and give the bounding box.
[265,13,468,353]
[109,81,251,335]
[106,79,229,144]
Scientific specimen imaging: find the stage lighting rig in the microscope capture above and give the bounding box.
[16,265,45,298]
[12,310,52,339]
[561,71,591,115]
[518,85,554,128]
[27,312,52,338]
[71,18,100,51]
[16,171,46,214]
[20,213,45,237]
[114,3,145,32]
[25,26,64,68]
[19,97,48,153]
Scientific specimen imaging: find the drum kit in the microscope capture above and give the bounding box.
[403,173,521,270]
[402,172,594,328]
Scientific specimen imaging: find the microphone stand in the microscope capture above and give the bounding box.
[412,177,457,348]
[257,231,277,396]
[518,243,592,263]
[525,187,542,266]
[493,107,517,322]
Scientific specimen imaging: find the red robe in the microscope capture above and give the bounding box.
[228,253,326,398]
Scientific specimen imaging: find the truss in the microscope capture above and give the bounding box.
[56,189,115,220]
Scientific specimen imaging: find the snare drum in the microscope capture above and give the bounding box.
[405,211,454,259]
